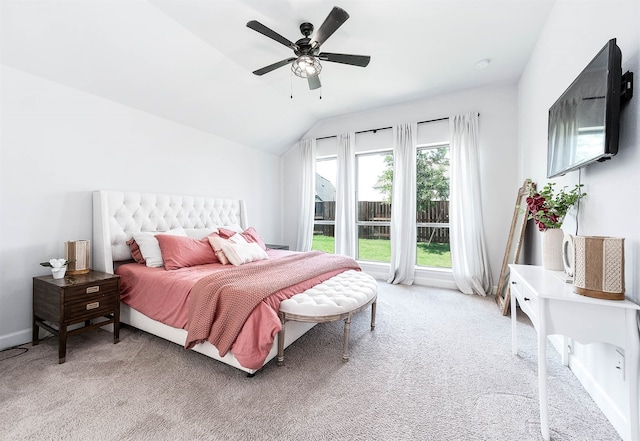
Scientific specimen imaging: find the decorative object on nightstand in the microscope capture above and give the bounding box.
[39,258,71,280]
[32,270,120,363]
[65,240,90,275]
[525,181,586,270]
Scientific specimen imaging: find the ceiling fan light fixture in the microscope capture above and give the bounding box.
[292,55,322,78]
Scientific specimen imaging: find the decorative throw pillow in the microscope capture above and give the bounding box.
[207,234,231,265]
[217,224,244,234]
[207,232,249,265]
[220,240,269,266]
[156,234,219,270]
[228,233,249,245]
[132,228,187,268]
[217,227,241,239]
[126,238,146,264]
[218,226,267,251]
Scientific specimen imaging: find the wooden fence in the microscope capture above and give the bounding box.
[314,201,450,243]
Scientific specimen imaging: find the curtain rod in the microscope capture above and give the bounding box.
[314,115,478,141]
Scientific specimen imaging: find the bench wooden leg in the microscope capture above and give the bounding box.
[277,312,285,367]
[342,315,352,362]
[371,300,377,330]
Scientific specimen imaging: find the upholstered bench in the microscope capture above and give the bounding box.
[277,270,378,365]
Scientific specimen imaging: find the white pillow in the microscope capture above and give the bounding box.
[184,228,218,239]
[220,241,269,266]
[228,233,248,245]
[133,228,187,267]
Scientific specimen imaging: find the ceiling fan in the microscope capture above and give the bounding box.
[247,6,371,90]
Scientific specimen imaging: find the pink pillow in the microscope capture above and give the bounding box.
[156,234,219,270]
[126,238,146,265]
[217,228,238,239]
[218,226,266,251]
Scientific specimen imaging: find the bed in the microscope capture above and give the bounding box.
[92,190,363,374]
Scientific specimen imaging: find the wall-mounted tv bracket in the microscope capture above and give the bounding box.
[621,71,633,105]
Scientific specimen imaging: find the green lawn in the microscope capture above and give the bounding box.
[312,235,451,268]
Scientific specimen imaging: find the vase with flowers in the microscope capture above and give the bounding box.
[526,181,586,270]
[40,258,72,279]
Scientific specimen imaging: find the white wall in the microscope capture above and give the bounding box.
[282,84,520,287]
[518,1,640,439]
[0,66,283,349]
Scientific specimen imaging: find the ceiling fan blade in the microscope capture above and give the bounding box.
[247,20,298,51]
[310,6,349,48]
[253,58,296,76]
[308,75,321,90]
[318,53,371,67]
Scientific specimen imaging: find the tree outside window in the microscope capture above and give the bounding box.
[376,145,451,268]
[356,152,392,262]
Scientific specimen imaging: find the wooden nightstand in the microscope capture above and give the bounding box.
[266,244,290,250]
[32,270,120,363]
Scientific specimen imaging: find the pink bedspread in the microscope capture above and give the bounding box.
[116,250,358,369]
[185,251,361,357]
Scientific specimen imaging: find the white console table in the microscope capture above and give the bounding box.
[509,264,640,441]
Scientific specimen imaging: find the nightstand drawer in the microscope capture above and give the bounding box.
[64,294,118,321]
[64,279,119,301]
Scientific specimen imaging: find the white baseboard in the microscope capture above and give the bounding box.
[357,261,458,290]
[548,335,629,440]
[0,328,33,351]
[1,325,84,351]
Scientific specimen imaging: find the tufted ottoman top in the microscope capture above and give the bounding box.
[279,270,377,317]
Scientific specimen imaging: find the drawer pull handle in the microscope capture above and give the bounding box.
[86,286,100,294]
[86,302,100,310]
[524,297,530,302]
[511,281,517,285]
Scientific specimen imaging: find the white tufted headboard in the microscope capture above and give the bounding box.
[93,191,248,273]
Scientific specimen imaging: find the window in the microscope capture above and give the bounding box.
[356,151,392,262]
[312,157,337,253]
[416,145,451,268]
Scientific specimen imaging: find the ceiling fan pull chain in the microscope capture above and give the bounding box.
[290,70,293,99]
[319,87,322,100]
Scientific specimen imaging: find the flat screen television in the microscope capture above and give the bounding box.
[547,38,632,178]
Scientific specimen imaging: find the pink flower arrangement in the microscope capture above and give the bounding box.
[526,181,586,232]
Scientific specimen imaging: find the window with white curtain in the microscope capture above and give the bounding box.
[356,151,392,262]
[310,120,451,267]
[416,144,451,268]
[312,157,337,253]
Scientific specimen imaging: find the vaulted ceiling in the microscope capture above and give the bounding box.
[2,0,555,155]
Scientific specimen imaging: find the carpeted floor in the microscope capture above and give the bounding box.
[0,282,621,440]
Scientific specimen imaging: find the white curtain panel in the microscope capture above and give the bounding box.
[295,138,316,252]
[449,113,492,295]
[335,133,356,257]
[387,123,417,285]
